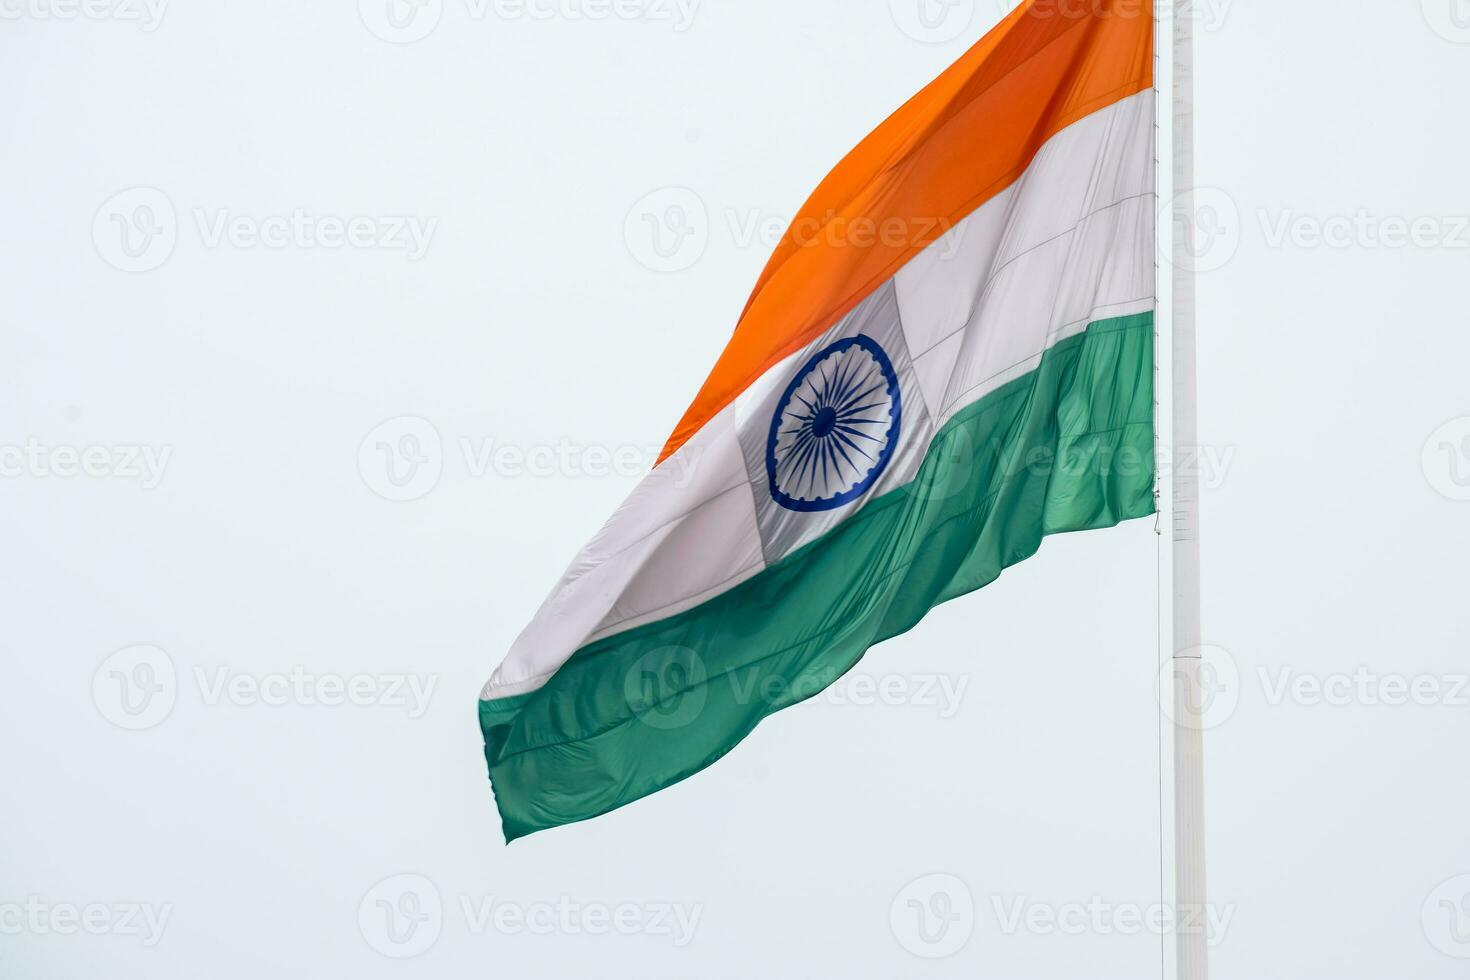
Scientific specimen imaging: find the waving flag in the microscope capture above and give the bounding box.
[481,1,1156,841]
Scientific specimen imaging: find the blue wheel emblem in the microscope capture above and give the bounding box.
[766,334,901,512]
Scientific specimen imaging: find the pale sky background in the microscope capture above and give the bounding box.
[3,1,1469,977]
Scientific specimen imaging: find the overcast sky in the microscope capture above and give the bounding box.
[3,1,1468,977]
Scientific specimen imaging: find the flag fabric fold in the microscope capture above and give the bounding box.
[481,0,1156,841]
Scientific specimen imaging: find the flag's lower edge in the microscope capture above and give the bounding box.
[480,312,1156,842]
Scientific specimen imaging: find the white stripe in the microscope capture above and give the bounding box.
[483,407,763,698]
[483,89,1155,701]
[896,88,1156,425]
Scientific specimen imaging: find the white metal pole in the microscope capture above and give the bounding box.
[1169,2,1210,979]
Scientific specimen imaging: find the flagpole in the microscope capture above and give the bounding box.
[1168,1,1210,978]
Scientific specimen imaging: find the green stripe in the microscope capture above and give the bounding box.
[482,313,1155,841]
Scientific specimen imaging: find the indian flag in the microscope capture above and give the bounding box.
[481,1,1157,841]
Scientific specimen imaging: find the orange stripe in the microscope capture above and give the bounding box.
[658,0,1153,465]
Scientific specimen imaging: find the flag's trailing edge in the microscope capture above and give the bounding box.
[481,1,1156,842]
